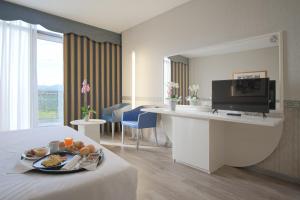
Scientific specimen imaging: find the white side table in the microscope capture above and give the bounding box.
[70,119,106,143]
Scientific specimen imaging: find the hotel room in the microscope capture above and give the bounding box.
[0,0,299,199]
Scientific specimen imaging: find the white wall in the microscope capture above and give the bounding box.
[122,0,300,104]
[189,47,279,99]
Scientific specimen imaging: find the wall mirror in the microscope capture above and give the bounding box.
[163,32,284,114]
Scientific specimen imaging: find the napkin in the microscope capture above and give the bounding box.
[10,159,34,174]
[64,154,100,171]
[61,155,82,170]
[80,158,99,171]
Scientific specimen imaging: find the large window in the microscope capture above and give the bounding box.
[37,26,63,126]
[0,21,63,131]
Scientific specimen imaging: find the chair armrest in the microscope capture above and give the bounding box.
[102,104,124,116]
[122,106,145,122]
[137,112,157,129]
[101,107,113,116]
[112,105,131,122]
[122,110,139,121]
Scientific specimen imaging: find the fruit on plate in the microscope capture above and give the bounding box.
[33,147,48,157]
[41,155,67,167]
[25,147,48,158]
[25,149,36,157]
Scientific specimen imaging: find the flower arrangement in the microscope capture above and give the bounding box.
[166,82,181,102]
[186,84,200,105]
[81,80,96,121]
[166,81,181,111]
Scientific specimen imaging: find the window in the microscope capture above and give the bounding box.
[0,21,63,131]
[163,57,171,104]
[37,26,63,126]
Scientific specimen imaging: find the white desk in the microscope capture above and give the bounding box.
[70,119,106,143]
[143,107,282,126]
[142,107,283,173]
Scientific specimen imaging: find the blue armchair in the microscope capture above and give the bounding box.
[101,103,130,139]
[121,106,158,150]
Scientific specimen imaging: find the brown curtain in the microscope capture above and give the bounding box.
[171,61,189,105]
[63,33,122,126]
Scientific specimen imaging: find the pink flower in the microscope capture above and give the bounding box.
[167,88,172,97]
[86,85,90,92]
[81,80,91,94]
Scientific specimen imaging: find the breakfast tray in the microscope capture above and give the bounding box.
[31,150,104,174]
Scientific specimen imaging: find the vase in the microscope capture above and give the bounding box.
[83,114,90,121]
[189,99,199,106]
[89,111,93,119]
[169,99,177,111]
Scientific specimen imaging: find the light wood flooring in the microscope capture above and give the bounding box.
[101,133,300,200]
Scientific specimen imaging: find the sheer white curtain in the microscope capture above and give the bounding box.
[0,20,38,131]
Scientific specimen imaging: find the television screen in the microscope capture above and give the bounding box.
[269,80,276,110]
[212,78,270,113]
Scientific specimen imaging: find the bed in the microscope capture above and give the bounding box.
[0,126,137,200]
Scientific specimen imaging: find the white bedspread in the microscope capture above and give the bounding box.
[0,126,137,200]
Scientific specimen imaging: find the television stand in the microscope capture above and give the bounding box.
[212,109,218,114]
[227,113,242,117]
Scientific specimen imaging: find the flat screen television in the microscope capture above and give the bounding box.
[212,78,270,113]
[269,80,276,110]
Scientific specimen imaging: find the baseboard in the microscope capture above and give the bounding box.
[174,159,212,174]
[246,166,300,185]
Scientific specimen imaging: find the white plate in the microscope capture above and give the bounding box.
[21,148,49,160]
[21,153,42,160]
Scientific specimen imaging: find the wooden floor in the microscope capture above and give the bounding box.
[101,134,300,200]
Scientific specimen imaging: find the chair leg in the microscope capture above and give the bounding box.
[154,127,158,146]
[106,124,108,135]
[118,122,121,133]
[137,129,141,151]
[112,122,115,140]
[122,125,125,144]
[131,128,135,139]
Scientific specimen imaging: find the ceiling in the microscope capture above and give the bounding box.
[6,0,191,33]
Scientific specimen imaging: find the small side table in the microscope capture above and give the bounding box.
[70,119,106,143]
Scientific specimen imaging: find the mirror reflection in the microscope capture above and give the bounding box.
[164,32,282,113]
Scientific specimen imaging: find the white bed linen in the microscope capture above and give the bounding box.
[0,126,137,200]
